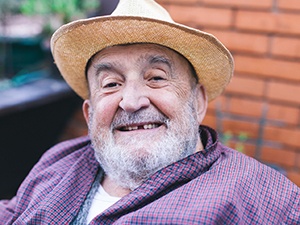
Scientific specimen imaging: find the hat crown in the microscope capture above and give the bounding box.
[111,0,174,22]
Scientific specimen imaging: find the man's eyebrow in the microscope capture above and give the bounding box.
[92,62,116,77]
[148,55,172,68]
[94,62,113,71]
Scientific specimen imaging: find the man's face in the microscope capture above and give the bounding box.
[83,44,207,190]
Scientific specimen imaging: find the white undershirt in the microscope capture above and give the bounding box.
[87,184,121,224]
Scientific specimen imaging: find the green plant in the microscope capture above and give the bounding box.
[221,131,248,153]
[20,0,100,35]
[0,0,100,83]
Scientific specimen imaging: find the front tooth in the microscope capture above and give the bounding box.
[128,126,138,131]
[143,124,154,129]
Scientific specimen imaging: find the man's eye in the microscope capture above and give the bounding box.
[151,76,165,81]
[103,82,120,88]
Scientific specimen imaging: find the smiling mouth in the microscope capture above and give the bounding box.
[118,123,162,131]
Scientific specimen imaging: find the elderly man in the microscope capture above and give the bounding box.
[1,0,299,224]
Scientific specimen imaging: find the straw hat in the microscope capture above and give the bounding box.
[51,0,234,102]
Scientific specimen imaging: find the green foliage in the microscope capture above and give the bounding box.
[15,0,100,37]
[221,131,233,146]
[221,131,248,153]
[20,0,100,23]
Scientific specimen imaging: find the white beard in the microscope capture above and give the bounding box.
[88,96,200,190]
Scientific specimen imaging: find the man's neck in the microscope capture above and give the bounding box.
[101,175,131,198]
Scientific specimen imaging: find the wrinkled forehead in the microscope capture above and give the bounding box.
[85,43,198,82]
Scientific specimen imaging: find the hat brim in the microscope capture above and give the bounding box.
[51,16,234,101]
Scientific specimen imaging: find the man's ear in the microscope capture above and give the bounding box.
[82,99,91,125]
[194,84,208,125]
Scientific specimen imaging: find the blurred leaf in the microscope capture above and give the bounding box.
[220,130,248,153]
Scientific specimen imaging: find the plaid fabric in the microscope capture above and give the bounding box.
[0,126,299,224]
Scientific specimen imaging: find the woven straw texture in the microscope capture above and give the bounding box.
[51,15,233,101]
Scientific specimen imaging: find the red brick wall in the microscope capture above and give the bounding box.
[156,0,300,185]
[61,0,300,186]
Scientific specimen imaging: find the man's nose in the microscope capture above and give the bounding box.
[119,82,150,113]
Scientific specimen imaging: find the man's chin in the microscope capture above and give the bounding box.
[114,136,162,150]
